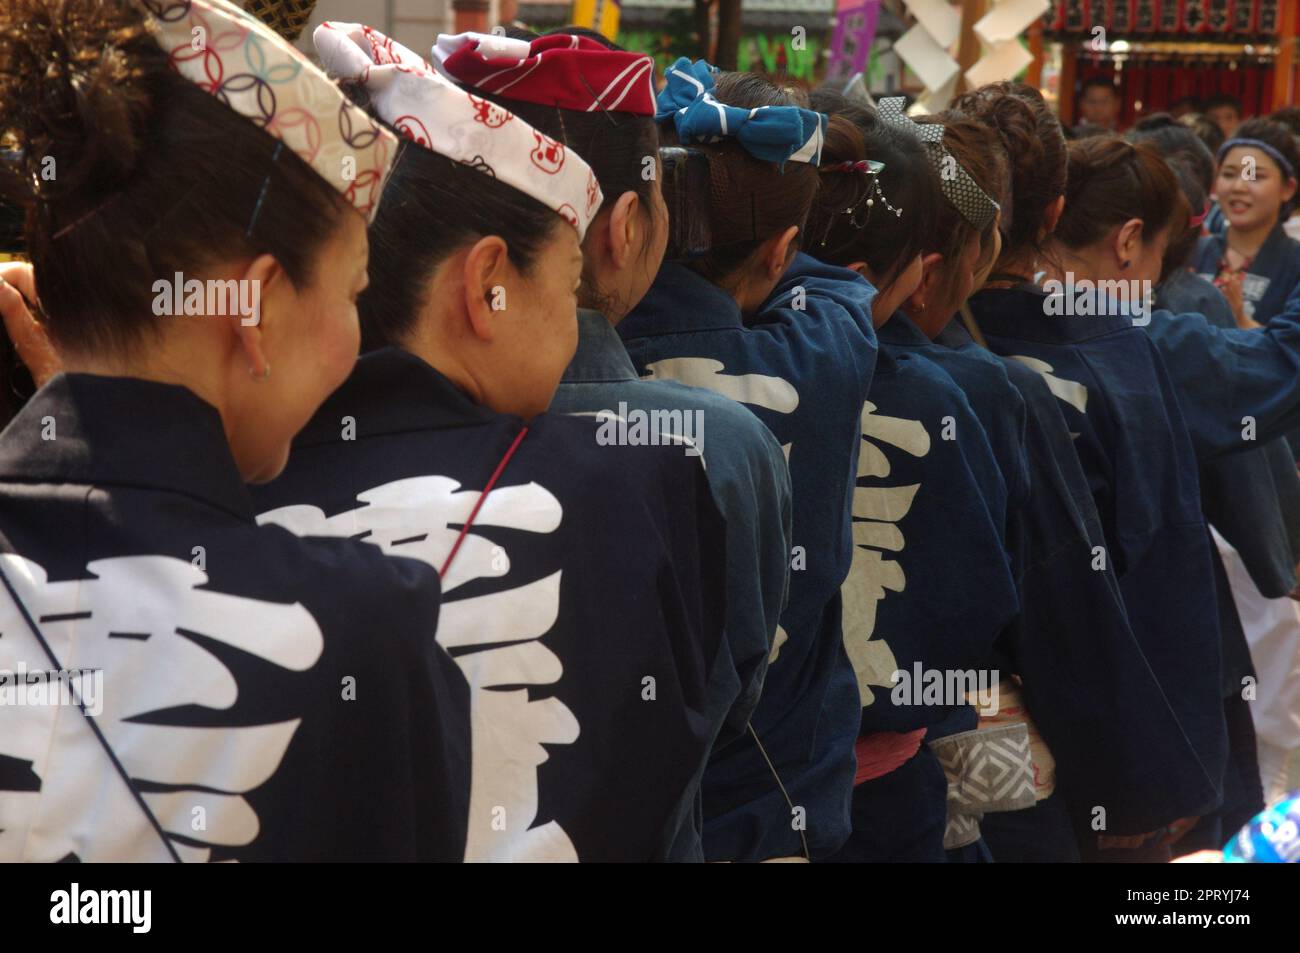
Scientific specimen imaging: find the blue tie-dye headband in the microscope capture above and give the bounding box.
[654,58,826,168]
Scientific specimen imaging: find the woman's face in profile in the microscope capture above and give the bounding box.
[232,210,368,484]
[497,222,585,419]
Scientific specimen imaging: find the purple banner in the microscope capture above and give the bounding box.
[826,0,882,82]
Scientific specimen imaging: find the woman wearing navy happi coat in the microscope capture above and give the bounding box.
[1193,118,1300,333]
[431,29,794,863]
[802,95,1032,861]
[1128,117,1300,612]
[809,88,1145,862]
[1130,126,1294,848]
[944,85,1237,861]
[1192,118,1300,463]
[250,25,727,863]
[0,0,471,862]
[619,63,875,861]
[967,137,1246,859]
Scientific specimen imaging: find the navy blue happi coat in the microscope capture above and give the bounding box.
[939,314,1221,833]
[1193,223,1300,326]
[826,315,1018,861]
[967,286,1228,822]
[0,374,472,861]
[619,254,877,861]
[857,314,1018,731]
[550,308,793,861]
[1143,275,1300,459]
[251,347,727,863]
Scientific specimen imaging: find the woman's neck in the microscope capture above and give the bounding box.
[1041,242,1102,284]
[907,305,949,340]
[402,331,485,406]
[984,248,1038,285]
[61,329,225,417]
[1226,218,1275,258]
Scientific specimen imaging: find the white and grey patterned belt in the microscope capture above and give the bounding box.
[930,720,1038,851]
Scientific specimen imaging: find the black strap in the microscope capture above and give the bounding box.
[747,722,811,861]
[0,560,183,862]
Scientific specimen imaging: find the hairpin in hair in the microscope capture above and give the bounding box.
[821,158,902,226]
[246,141,285,238]
[1188,199,1211,230]
[823,159,882,174]
[50,196,119,242]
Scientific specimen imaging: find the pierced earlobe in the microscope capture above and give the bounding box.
[248,363,271,381]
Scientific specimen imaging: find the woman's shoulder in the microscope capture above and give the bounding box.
[242,521,444,658]
[526,410,712,495]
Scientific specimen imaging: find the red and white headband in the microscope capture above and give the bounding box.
[142,0,396,221]
[313,23,603,240]
[430,32,657,116]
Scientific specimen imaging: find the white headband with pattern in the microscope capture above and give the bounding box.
[314,22,603,239]
[142,0,397,221]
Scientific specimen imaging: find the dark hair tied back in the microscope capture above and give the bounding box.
[806,87,939,290]
[661,71,826,287]
[951,81,1066,258]
[0,0,348,357]
[1055,137,1183,252]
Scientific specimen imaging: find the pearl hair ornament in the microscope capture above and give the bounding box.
[820,159,903,229]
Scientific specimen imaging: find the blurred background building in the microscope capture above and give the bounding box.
[282,1,1298,122]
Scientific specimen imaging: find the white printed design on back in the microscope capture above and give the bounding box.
[1007,355,1089,415]
[841,402,930,707]
[642,357,799,460]
[258,476,578,862]
[0,554,322,863]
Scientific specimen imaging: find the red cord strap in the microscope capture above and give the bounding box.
[440,426,529,578]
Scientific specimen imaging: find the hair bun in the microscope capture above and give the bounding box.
[0,0,162,217]
[990,96,1043,180]
[955,86,1044,177]
[1065,136,1136,207]
[950,82,1066,252]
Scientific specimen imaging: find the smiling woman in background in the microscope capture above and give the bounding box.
[1194,118,1300,329]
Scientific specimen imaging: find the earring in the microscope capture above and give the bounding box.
[248,363,271,381]
[1121,259,1131,269]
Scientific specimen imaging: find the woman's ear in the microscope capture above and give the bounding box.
[0,266,60,387]
[1282,176,1298,207]
[462,235,510,342]
[1041,194,1066,240]
[1115,218,1144,268]
[233,253,282,379]
[606,191,641,271]
[904,253,945,313]
[762,225,801,280]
